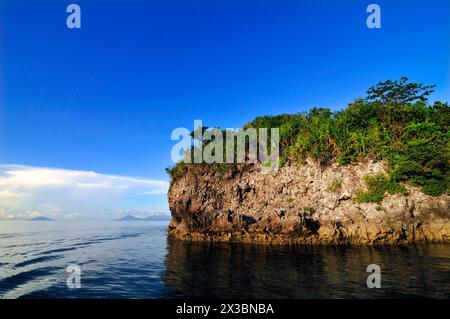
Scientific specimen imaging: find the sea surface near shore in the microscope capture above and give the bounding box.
[0,220,448,298]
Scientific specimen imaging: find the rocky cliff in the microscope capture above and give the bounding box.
[168,160,449,245]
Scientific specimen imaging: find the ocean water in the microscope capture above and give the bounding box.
[0,220,449,299]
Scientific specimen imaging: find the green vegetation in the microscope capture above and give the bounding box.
[354,173,407,203]
[165,164,188,181]
[327,178,343,193]
[167,77,449,198]
[246,77,449,197]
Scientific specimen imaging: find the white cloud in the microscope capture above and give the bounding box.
[0,164,169,219]
[0,189,21,197]
[28,210,40,218]
[0,207,14,219]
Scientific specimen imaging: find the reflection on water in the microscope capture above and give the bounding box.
[163,240,450,298]
[0,220,448,298]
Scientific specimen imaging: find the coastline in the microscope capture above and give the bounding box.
[167,161,449,245]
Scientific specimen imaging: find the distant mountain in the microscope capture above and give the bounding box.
[30,216,53,221]
[116,215,142,221]
[115,214,170,221]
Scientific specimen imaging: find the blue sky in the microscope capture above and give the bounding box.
[0,0,449,219]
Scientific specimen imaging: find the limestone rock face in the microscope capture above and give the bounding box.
[168,160,449,245]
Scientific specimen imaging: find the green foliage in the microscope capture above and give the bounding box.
[389,156,423,181]
[165,164,187,180]
[365,76,435,104]
[327,178,343,193]
[168,78,449,197]
[421,179,447,196]
[354,188,385,204]
[354,173,407,203]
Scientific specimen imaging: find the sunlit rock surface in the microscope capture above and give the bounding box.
[168,160,449,245]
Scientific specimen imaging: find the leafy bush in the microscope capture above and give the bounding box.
[421,179,447,196]
[354,188,385,204]
[354,173,407,203]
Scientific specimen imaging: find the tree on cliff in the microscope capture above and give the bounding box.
[365,76,436,105]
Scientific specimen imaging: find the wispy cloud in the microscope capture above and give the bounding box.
[0,207,14,219]
[0,164,169,219]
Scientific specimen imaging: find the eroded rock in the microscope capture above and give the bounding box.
[168,160,450,245]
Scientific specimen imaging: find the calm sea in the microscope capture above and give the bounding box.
[0,220,448,299]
